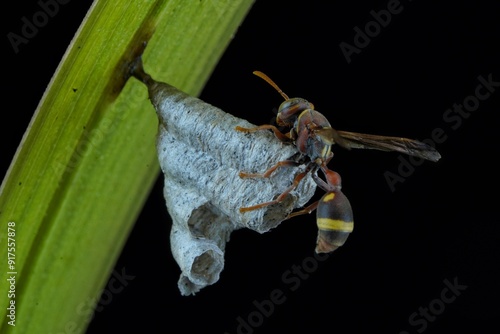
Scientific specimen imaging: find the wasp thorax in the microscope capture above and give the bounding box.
[276,98,314,126]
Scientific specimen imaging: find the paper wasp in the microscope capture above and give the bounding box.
[236,71,441,253]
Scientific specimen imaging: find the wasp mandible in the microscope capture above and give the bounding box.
[236,71,441,253]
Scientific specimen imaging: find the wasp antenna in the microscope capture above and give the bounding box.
[253,70,290,101]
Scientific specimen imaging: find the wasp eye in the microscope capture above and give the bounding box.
[278,98,313,113]
[277,98,314,122]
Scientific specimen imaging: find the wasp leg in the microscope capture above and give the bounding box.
[239,169,310,213]
[286,200,320,219]
[235,124,292,143]
[239,160,299,178]
[286,166,339,218]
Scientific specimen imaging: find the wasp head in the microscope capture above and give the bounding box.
[276,98,314,127]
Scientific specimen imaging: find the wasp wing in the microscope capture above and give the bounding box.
[334,130,441,162]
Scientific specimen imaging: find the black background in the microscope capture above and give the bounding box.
[3,1,500,333]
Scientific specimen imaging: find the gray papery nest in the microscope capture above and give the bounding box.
[143,79,316,295]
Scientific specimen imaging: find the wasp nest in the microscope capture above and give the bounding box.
[136,68,316,295]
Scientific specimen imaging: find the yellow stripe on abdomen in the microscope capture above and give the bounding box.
[322,193,335,202]
[317,218,354,232]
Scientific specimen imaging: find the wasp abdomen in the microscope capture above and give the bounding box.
[315,190,354,253]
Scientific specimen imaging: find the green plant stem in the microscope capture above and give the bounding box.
[0,0,254,332]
